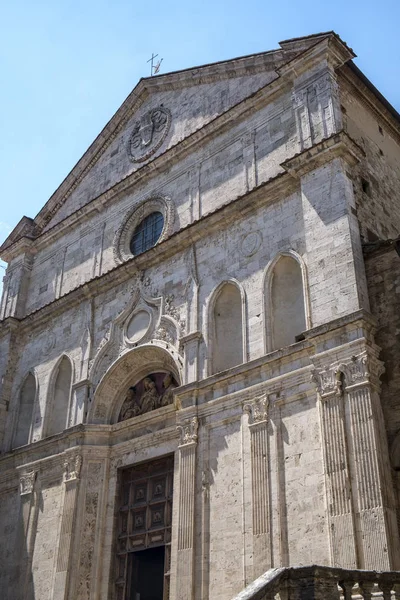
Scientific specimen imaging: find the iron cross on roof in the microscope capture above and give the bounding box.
[147,53,163,76]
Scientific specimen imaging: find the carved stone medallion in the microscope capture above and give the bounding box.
[127,106,171,163]
[240,231,262,257]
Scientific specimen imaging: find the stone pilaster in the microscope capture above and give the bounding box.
[189,165,201,221]
[18,470,38,599]
[70,380,90,427]
[175,416,198,600]
[53,454,82,599]
[312,365,357,568]
[313,350,400,570]
[340,353,399,569]
[73,460,105,600]
[292,87,312,151]
[180,332,202,385]
[242,131,257,192]
[244,394,271,577]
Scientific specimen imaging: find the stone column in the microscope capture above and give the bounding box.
[175,416,198,600]
[53,454,82,599]
[340,352,400,569]
[244,394,272,577]
[312,365,358,568]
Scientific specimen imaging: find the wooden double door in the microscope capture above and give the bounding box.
[115,456,174,600]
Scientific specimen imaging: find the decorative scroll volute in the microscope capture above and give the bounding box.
[177,416,198,446]
[244,393,269,425]
[19,471,36,496]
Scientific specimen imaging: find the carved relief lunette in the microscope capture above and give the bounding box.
[244,394,272,577]
[175,416,198,600]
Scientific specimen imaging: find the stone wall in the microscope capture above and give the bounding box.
[0,33,399,600]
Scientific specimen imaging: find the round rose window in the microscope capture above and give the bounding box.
[130,211,164,256]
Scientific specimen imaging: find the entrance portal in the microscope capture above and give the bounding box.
[115,456,174,600]
[130,546,165,600]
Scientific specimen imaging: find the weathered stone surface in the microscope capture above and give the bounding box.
[0,31,399,600]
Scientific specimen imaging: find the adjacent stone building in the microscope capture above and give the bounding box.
[1,31,400,600]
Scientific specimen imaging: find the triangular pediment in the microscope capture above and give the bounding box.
[1,32,353,255]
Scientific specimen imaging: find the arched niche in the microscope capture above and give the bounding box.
[13,372,36,449]
[45,355,72,437]
[209,280,246,375]
[88,345,182,424]
[264,252,309,352]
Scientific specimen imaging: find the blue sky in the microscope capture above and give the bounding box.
[0,0,399,284]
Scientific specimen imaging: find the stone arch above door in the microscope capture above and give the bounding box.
[88,345,182,424]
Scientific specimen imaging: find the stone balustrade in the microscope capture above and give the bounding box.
[232,566,400,600]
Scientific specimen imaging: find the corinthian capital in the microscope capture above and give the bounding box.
[244,393,269,425]
[19,471,36,496]
[311,366,343,398]
[63,454,83,482]
[177,416,198,446]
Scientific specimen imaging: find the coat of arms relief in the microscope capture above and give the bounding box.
[127,106,171,163]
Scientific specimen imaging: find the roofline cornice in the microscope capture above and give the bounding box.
[2,34,354,259]
[31,50,289,233]
[1,36,351,261]
[338,62,400,145]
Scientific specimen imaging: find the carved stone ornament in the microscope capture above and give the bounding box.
[19,471,36,495]
[312,353,384,398]
[244,394,270,425]
[177,416,198,446]
[311,366,343,398]
[63,454,83,482]
[240,231,262,258]
[118,372,178,422]
[113,195,175,264]
[164,294,186,333]
[127,106,171,163]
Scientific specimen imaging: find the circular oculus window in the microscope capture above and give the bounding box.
[113,196,175,264]
[130,211,164,256]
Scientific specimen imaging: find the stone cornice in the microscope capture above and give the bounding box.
[0,71,288,260]
[1,52,291,258]
[278,34,355,79]
[1,35,351,261]
[281,131,364,178]
[176,310,376,405]
[338,63,400,145]
[0,170,298,334]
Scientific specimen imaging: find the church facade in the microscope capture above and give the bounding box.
[1,31,400,600]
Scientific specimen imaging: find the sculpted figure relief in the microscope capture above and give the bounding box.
[120,387,141,421]
[140,377,159,413]
[118,372,178,421]
[160,372,177,407]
